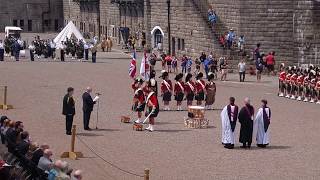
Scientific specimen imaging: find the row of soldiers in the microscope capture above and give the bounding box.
[278,64,320,104]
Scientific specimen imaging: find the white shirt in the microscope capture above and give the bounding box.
[238,62,246,72]
[0,42,3,49]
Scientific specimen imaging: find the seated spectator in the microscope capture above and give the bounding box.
[31,143,50,165]
[57,161,72,179]
[5,120,18,153]
[0,116,9,144]
[48,160,65,180]
[72,170,83,180]
[38,149,53,172]
[26,142,39,159]
[16,131,30,156]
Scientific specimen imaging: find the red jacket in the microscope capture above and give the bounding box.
[279,71,286,81]
[195,80,206,93]
[184,81,195,94]
[174,82,185,95]
[161,80,173,93]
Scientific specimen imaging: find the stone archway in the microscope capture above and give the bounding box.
[151,26,165,49]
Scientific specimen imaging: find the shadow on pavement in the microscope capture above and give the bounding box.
[156,129,192,133]
[77,132,104,137]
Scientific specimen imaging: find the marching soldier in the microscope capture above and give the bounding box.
[133,78,146,124]
[303,69,310,102]
[316,73,320,104]
[195,72,206,106]
[184,73,196,106]
[174,73,184,111]
[309,70,317,103]
[144,79,160,132]
[278,64,286,97]
[296,70,304,101]
[285,66,292,98]
[160,71,172,111]
[290,67,298,99]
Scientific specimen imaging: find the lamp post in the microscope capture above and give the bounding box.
[167,0,171,55]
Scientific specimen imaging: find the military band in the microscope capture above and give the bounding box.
[279,64,320,104]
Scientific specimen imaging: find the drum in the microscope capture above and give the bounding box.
[19,50,26,58]
[188,106,205,119]
[121,116,130,123]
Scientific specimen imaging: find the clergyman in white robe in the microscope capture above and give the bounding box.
[221,100,238,149]
[254,103,271,148]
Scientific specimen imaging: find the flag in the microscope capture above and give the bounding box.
[129,51,137,79]
[140,51,150,80]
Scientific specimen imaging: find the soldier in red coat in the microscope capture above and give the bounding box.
[309,70,317,103]
[303,70,310,102]
[195,72,206,106]
[133,78,146,124]
[285,66,292,98]
[160,71,172,111]
[144,80,159,132]
[316,73,320,104]
[184,73,195,106]
[278,64,286,97]
[296,70,304,101]
[290,67,298,99]
[174,73,184,111]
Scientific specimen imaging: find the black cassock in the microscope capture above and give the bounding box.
[238,104,254,144]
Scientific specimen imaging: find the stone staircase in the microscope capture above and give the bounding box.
[190,0,243,70]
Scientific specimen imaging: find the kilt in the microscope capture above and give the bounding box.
[186,92,194,101]
[163,91,172,101]
[133,103,146,112]
[146,107,159,118]
[175,92,184,102]
[195,91,205,101]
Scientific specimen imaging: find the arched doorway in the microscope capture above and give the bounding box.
[151,26,165,49]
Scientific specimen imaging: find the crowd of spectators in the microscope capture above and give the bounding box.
[0,116,82,180]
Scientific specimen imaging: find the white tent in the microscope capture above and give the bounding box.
[54,21,85,49]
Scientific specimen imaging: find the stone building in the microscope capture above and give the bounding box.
[0,0,64,32]
[63,0,320,66]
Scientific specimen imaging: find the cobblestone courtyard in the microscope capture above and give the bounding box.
[0,49,319,180]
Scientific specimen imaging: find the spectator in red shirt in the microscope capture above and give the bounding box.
[265,51,276,76]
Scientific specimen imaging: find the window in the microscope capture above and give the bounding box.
[13,20,18,26]
[181,39,185,50]
[177,38,181,50]
[28,20,32,31]
[20,20,24,27]
[55,19,59,31]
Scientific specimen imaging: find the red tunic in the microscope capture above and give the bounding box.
[148,94,159,107]
[174,82,184,94]
[304,76,310,86]
[161,80,173,93]
[131,82,137,92]
[297,75,304,85]
[195,80,206,93]
[134,89,145,104]
[316,80,320,90]
[290,74,298,84]
[184,81,195,94]
[310,78,316,88]
[279,71,286,81]
[285,73,292,83]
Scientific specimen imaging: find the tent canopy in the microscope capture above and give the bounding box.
[54,21,85,49]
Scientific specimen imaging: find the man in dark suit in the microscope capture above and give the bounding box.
[82,87,96,130]
[62,87,75,135]
[16,131,30,156]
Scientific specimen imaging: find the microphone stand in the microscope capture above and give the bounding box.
[95,93,101,130]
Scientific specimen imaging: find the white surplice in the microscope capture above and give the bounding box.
[221,105,236,144]
[254,107,270,145]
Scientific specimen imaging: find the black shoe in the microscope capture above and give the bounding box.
[66,132,72,135]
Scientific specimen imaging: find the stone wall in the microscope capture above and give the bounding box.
[61,0,320,66]
[0,0,63,33]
